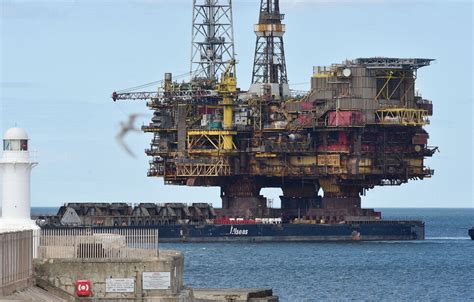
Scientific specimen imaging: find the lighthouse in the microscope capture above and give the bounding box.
[0,127,39,231]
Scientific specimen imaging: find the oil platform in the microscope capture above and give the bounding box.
[104,0,436,241]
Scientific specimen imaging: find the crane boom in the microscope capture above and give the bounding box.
[112,89,219,102]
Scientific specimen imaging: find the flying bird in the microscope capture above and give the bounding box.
[116,114,146,158]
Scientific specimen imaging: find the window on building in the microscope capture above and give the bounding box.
[3,139,28,151]
[20,140,28,150]
[3,140,11,150]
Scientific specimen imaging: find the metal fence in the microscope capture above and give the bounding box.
[0,230,33,294]
[39,228,159,259]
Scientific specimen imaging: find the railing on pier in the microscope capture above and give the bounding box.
[0,230,33,295]
[39,227,159,259]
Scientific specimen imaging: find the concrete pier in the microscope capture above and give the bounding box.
[193,289,279,302]
[34,250,188,301]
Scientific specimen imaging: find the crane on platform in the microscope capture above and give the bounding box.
[113,0,235,103]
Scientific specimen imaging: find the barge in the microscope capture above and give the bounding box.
[37,202,425,241]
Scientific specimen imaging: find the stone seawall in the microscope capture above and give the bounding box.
[34,250,191,301]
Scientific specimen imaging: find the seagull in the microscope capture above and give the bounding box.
[116,113,145,158]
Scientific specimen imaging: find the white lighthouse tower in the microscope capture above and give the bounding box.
[0,127,39,231]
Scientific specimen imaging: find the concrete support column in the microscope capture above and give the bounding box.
[220,177,266,218]
[280,182,321,222]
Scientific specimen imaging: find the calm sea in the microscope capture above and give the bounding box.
[31,207,473,301]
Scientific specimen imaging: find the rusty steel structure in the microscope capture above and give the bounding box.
[112,1,436,223]
[250,0,289,100]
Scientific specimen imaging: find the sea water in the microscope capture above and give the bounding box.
[32,207,473,300]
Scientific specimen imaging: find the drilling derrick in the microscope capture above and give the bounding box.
[191,0,235,81]
[250,0,289,100]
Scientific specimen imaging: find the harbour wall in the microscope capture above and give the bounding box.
[34,250,190,301]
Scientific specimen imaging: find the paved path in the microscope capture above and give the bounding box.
[0,286,66,302]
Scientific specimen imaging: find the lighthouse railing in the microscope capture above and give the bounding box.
[0,230,34,296]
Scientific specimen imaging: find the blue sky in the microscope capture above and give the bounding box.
[1,0,472,208]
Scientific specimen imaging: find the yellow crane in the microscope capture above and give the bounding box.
[217,60,237,150]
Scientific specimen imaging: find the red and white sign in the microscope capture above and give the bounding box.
[76,280,92,297]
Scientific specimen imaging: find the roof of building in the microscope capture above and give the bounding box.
[4,127,28,140]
